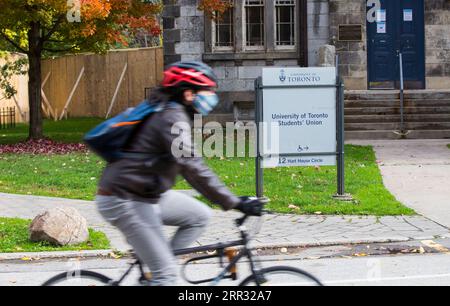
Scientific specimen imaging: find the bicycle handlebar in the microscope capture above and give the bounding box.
[235,209,273,227]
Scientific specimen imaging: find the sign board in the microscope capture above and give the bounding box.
[377,22,387,33]
[260,67,337,168]
[338,25,363,42]
[403,9,413,22]
[376,9,386,22]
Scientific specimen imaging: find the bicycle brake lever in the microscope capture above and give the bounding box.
[236,215,248,227]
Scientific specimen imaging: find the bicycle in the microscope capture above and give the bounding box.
[42,211,323,286]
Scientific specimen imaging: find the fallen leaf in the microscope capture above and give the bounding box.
[0,139,88,155]
[109,252,122,259]
[21,257,32,261]
[288,204,300,210]
[280,248,288,253]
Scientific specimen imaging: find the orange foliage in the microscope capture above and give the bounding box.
[71,0,162,43]
[199,0,234,18]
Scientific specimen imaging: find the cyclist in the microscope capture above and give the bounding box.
[95,61,263,286]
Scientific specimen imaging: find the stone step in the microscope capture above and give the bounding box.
[345,114,450,123]
[403,91,450,100]
[346,130,450,140]
[345,106,450,115]
[345,122,450,131]
[345,99,450,108]
[345,90,450,101]
[345,91,399,101]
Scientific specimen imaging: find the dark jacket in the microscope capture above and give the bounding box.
[98,93,240,211]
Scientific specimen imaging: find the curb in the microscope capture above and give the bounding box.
[0,236,429,262]
[0,250,114,262]
[251,237,413,250]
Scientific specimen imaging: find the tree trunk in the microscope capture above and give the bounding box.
[27,22,43,140]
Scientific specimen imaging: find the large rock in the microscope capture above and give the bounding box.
[29,207,89,246]
[318,45,336,67]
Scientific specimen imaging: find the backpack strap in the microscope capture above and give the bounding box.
[119,102,178,161]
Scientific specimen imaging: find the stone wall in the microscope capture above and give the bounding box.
[163,0,331,113]
[165,1,450,93]
[308,0,330,66]
[329,0,450,90]
[329,0,367,90]
[163,0,204,63]
[424,0,450,89]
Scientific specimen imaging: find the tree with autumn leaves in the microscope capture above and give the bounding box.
[0,0,230,139]
[0,0,162,139]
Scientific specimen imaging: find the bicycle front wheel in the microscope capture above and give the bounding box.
[239,266,323,286]
[42,270,114,286]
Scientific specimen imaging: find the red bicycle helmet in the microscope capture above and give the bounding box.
[162,61,218,89]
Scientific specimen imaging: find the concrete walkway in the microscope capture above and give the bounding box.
[1,193,449,252]
[349,139,450,228]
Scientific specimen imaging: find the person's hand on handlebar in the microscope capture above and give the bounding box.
[235,196,264,216]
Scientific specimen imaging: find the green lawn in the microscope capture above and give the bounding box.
[181,145,414,216]
[0,217,110,253]
[0,118,414,215]
[0,147,413,216]
[0,153,102,200]
[0,118,103,144]
[447,144,450,149]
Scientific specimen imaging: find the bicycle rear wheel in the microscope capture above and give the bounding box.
[42,270,114,286]
[239,266,323,286]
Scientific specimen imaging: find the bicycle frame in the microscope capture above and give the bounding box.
[111,214,266,286]
[179,217,264,286]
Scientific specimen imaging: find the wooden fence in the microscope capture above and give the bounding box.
[0,107,16,129]
[41,47,164,119]
[0,53,29,123]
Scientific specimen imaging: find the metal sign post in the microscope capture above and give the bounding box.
[334,75,350,199]
[255,77,264,198]
[254,66,351,201]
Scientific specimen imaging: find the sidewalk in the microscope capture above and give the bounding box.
[1,192,449,253]
[349,139,450,228]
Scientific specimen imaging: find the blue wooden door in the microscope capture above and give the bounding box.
[367,0,425,89]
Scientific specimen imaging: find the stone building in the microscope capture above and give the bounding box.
[163,0,450,138]
[163,0,329,118]
[330,0,450,90]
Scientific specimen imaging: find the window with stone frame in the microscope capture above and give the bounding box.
[244,0,265,50]
[213,1,234,51]
[275,0,296,49]
[206,0,306,61]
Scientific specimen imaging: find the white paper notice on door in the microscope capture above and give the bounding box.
[377,22,387,34]
[376,9,386,22]
[404,9,413,21]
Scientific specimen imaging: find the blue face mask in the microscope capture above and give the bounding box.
[192,92,219,116]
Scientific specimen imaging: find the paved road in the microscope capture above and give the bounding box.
[1,253,449,286]
[1,193,449,252]
[350,139,450,228]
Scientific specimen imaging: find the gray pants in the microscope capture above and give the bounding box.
[96,190,213,286]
